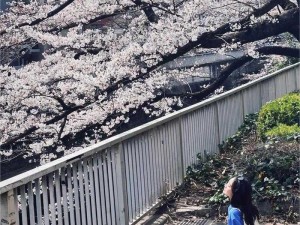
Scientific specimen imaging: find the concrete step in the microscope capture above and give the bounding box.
[175,205,211,217]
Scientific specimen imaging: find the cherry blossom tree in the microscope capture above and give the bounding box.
[0,0,299,175]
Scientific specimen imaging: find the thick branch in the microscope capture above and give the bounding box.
[213,0,287,35]
[132,0,159,23]
[47,5,135,33]
[200,8,299,48]
[58,116,67,141]
[73,47,108,59]
[171,46,300,98]
[0,0,75,35]
[289,25,300,41]
[60,57,253,145]
[163,56,253,98]
[278,0,297,10]
[257,46,300,57]
[53,96,72,110]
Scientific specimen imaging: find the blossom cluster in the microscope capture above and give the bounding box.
[0,0,297,162]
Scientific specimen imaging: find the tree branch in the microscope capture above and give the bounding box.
[73,47,108,59]
[257,46,300,57]
[0,105,83,149]
[288,25,300,41]
[278,0,297,10]
[172,46,300,98]
[213,0,287,35]
[59,58,245,146]
[58,116,67,141]
[46,5,136,33]
[132,0,159,23]
[204,8,299,47]
[0,0,75,35]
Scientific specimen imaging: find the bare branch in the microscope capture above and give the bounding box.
[58,116,67,141]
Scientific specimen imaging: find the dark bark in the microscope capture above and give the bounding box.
[278,0,297,9]
[73,48,108,59]
[257,46,300,57]
[289,25,300,41]
[200,8,299,48]
[60,57,253,147]
[2,8,299,148]
[132,0,159,23]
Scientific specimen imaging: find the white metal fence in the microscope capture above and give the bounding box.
[1,63,299,225]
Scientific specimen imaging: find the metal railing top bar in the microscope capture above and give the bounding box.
[0,62,299,194]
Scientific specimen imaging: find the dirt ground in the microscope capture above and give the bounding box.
[163,185,299,225]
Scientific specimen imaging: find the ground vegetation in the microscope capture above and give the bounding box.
[170,94,299,224]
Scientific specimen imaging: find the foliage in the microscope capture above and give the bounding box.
[185,112,299,222]
[246,147,299,195]
[186,153,223,185]
[186,153,230,204]
[265,123,300,140]
[257,93,300,140]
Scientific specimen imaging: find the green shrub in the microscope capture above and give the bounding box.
[265,123,300,139]
[257,93,300,140]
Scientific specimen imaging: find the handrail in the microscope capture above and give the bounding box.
[0,62,299,194]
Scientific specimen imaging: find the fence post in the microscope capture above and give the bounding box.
[0,192,7,225]
[115,143,129,225]
[177,117,185,181]
[258,83,262,109]
[241,91,245,119]
[214,103,221,148]
[0,190,17,225]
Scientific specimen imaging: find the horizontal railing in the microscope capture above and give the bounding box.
[0,63,299,225]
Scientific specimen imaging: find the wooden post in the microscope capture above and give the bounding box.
[1,190,18,225]
[114,143,129,225]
